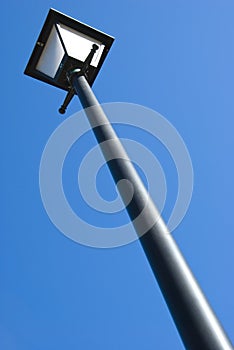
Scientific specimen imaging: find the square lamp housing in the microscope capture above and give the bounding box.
[24,9,114,91]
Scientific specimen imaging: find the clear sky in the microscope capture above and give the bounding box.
[2,0,234,349]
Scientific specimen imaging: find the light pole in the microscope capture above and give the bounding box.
[25,9,233,350]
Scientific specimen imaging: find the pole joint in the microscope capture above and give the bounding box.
[58,44,99,114]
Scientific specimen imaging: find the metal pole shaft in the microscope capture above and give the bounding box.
[71,72,233,350]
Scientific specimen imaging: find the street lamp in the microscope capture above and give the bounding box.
[25,9,233,350]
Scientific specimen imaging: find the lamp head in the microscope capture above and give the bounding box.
[24,9,114,91]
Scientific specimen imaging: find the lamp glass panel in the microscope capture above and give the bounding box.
[36,25,65,78]
[57,24,105,67]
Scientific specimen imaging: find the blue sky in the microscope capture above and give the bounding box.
[2,1,234,349]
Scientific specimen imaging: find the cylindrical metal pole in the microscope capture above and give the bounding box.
[70,72,233,350]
